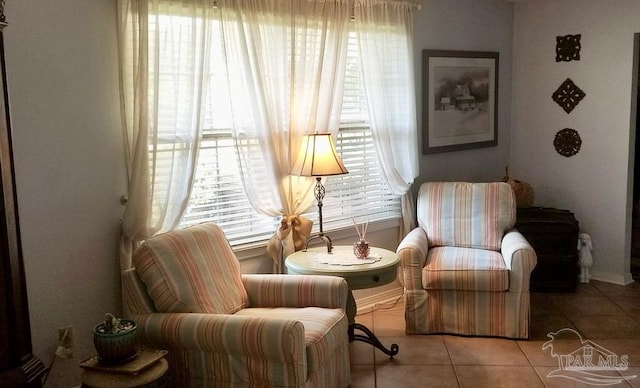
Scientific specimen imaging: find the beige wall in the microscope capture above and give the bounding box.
[412,0,515,190]
[511,0,640,285]
[5,0,124,386]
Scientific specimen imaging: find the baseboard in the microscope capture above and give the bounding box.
[355,286,404,314]
[590,270,635,285]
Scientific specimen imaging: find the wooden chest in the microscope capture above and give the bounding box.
[514,207,579,292]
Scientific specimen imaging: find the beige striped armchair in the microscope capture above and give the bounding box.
[122,222,350,387]
[397,182,537,339]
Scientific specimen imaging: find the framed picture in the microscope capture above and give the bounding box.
[422,50,499,154]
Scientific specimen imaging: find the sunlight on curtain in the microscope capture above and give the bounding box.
[354,0,421,236]
[217,0,351,219]
[117,0,215,270]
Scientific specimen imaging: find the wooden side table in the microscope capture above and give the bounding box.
[80,349,168,388]
[285,246,400,358]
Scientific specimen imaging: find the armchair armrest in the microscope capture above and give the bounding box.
[241,274,348,309]
[133,312,306,364]
[396,227,429,290]
[501,228,538,293]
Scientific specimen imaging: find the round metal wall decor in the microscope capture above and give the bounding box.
[554,128,582,157]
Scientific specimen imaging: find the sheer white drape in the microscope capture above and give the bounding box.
[354,0,420,236]
[218,0,351,219]
[117,0,214,270]
[116,0,420,272]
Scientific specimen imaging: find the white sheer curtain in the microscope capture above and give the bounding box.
[354,0,420,236]
[117,0,214,270]
[217,0,351,220]
[116,0,419,272]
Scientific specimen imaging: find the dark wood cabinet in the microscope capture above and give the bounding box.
[0,6,47,387]
[515,207,580,292]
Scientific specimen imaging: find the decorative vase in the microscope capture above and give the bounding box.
[93,319,138,364]
[502,167,534,208]
[353,239,370,259]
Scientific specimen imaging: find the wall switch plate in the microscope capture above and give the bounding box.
[55,326,74,359]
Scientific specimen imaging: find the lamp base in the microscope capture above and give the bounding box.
[303,233,333,253]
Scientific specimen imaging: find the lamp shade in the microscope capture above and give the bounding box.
[290,133,348,177]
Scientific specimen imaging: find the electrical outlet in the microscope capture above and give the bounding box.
[55,326,74,359]
[58,326,74,348]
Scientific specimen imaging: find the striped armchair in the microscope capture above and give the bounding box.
[397,182,537,339]
[122,223,350,387]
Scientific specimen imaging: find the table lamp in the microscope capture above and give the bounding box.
[290,132,348,253]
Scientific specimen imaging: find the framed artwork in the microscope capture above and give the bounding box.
[422,50,499,154]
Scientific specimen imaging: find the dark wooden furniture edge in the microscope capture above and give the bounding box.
[0,6,48,386]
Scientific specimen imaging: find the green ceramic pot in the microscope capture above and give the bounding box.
[93,319,137,363]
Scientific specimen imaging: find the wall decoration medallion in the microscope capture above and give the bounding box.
[556,34,581,62]
[552,78,586,114]
[554,128,582,157]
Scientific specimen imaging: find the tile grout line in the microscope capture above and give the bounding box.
[442,337,463,387]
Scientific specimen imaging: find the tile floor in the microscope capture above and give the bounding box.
[349,280,640,387]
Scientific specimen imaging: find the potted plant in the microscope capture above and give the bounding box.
[93,313,138,364]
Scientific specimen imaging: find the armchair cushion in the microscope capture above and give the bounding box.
[235,307,348,374]
[122,268,156,316]
[417,182,516,251]
[423,247,509,291]
[132,223,248,314]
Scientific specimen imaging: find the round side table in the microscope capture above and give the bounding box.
[80,351,168,388]
[285,245,400,358]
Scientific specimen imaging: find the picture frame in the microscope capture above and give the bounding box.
[422,50,499,154]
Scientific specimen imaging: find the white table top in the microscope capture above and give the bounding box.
[285,245,399,290]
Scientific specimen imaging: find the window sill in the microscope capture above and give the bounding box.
[233,217,401,262]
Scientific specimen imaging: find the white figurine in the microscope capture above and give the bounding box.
[577,233,593,283]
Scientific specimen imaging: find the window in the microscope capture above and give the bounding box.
[153,15,401,246]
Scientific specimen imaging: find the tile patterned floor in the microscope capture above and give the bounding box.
[349,280,640,387]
